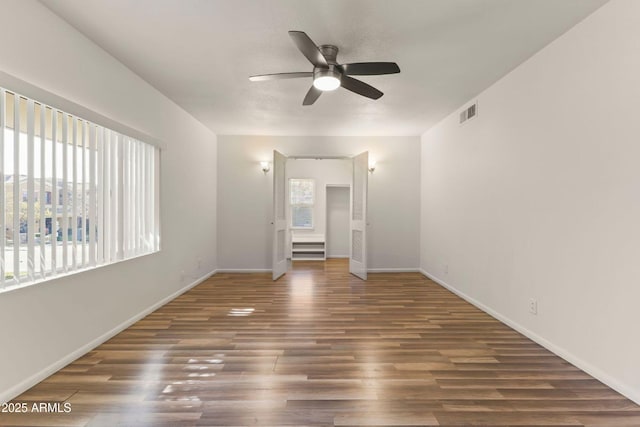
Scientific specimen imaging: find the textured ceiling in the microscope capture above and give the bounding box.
[42,0,606,136]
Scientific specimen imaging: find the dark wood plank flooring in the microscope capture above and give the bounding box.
[1,259,638,426]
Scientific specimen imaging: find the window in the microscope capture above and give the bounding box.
[290,178,314,229]
[0,87,160,291]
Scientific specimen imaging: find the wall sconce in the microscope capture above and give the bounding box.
[260,161,270,174]
[368,160,376,174]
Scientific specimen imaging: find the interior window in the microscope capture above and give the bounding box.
[289,178,314,229]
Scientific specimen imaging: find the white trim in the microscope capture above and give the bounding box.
[0,268,218,404]
[216,266,420,272]
[217,268,272,273]
[419,268,640,406]
[368,268,420,273]
[327,255,349,259]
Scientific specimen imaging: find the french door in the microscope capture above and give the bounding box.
[272,150,288,280]
[349,151,368,280]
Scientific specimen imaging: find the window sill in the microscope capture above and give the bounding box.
[0,249,161,295]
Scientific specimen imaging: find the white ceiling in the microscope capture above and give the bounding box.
[41,0,606,136]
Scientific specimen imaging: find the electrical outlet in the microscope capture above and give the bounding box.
[529,299,538,315]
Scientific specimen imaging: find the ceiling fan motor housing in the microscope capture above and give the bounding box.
[319,44,339,64]
[313,44,342,90]
[314,45,342,84]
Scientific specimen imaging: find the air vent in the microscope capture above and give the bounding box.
[459,101,478,124]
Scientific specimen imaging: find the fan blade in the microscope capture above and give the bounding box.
[341,62,400,75]
[341,76,383,100]
[249,72,312,82]
[289,31,328,67]
[303,86,322,106]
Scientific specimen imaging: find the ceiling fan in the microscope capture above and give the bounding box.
[249,31,401,106]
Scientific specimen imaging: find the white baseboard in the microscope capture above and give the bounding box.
[327,255,349,259]
[0,269,217,404]
[419,268,640,406]
[368,268,420,273]
[216,267,420,273]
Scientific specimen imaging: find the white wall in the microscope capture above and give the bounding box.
[0,0,217,400]
[326,187,350,257]
[421,0,640,404]
[218,135,420,271]
[286,158,350,238]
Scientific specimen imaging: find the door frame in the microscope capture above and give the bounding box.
[271,154,366,279]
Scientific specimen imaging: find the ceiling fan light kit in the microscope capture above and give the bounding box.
[249,31,400,105]
[313,67,341,91]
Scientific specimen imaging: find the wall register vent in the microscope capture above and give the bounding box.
[459,102,478,124]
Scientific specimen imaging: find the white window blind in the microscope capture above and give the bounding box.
[290,178,314,229]
[0,87,160,291]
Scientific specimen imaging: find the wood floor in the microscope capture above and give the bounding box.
[2,259,639,426]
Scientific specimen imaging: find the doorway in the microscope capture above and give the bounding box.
[272,151,368,281]
[326,186,350,259]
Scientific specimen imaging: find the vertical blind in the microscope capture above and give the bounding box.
[0,87,160,291]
